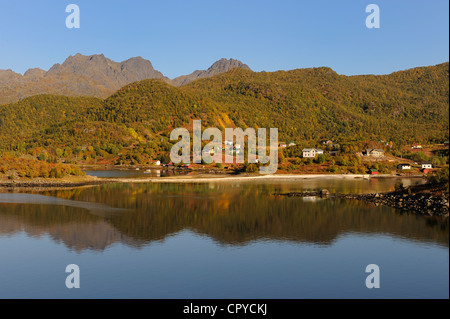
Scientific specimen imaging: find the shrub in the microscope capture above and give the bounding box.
[428,167,449,184]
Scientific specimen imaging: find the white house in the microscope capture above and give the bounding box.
[302,148,324,158]
[398,164,411,170]
[421,162,432,169]
[155,160,161,166]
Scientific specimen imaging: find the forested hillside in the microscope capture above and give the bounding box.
[0,62,448,167]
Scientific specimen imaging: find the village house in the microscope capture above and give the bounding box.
[398,164,411,170]
[302,148,324,158]
[288,142,296,147]
[370,169,379,175]
[444,141,449,147]
[421,162,432,169]
[279,142,287,148]
[411,144,423,149]
[365,149,384,157]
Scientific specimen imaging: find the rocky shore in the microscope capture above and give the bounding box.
[340,192,449,217]
[274,184,449,217]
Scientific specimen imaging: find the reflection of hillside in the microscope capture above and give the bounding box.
[0,182,448,251]
[0,204,144,251]
[105,193,449,247]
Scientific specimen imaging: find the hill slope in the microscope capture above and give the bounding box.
[0,63,448,159]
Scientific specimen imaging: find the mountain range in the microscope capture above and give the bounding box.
[0,54,251,104]
[0,60,448,157]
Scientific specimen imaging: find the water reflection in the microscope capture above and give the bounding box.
[0,178,447,251]
[85,168,190,178]
[0,193,127,216]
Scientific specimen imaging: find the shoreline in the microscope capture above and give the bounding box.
[0,173,426,189]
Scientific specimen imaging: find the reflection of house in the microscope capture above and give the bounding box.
[398,164,411,170]
[421,162,432,169]
[225,140,233,146]
[365,149,384,157]
[302,148,324,158]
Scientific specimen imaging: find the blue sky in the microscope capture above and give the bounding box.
[0,0,448,78]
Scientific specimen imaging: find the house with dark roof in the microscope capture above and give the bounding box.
[302,148,324,158]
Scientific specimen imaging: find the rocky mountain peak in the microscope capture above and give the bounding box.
[171,58,252,86]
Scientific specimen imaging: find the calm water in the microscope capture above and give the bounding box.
[84,168,190,178]
[0,176,448,299]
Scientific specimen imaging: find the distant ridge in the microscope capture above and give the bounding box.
[170,58,252,86]
[0,54,251,104]
[46,54,167,87]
